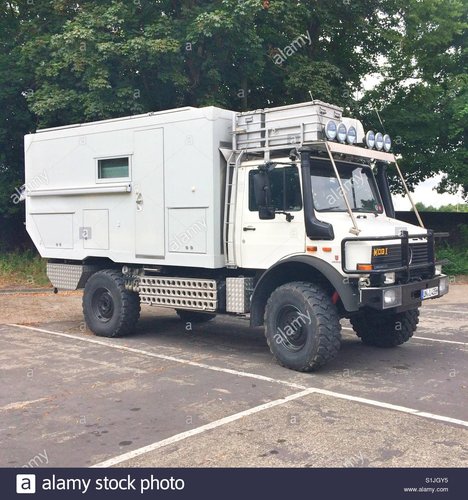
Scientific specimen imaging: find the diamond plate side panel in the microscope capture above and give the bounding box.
[226,277,254,313]
[46,262,99,290]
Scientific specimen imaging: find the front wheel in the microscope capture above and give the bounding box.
[350,308,419,347]
[265,282,341,372]
[83,270,140,337]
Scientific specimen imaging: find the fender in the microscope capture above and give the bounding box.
[249,254,360,327]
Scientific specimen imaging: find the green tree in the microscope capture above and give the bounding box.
[1,0,466,228]
[363,0,467,199]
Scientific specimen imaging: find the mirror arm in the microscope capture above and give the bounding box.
[275,211,294,222]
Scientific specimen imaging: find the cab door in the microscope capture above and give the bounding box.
[239,165,305,269]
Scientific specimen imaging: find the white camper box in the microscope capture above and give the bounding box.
[25,106,234,269]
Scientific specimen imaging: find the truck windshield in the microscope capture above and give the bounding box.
[311,160,383,213]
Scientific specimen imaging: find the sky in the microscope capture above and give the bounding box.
[360,74,466,211]
[392,174,466,210]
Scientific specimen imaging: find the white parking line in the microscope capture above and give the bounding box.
[7,324,304,390]
[422,308,468,316]
[9,323,468,433]
[342,327,468,346]
[92,388,316,467]
[413,336,468,346]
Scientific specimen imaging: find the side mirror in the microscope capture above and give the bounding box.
[253,169,275,220]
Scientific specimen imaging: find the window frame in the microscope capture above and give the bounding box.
[248,165,303,213]
[311,159,384,214]
[95,155,132,183]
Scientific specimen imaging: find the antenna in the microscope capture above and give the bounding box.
[374,107,386,133]
[308,90,314,102]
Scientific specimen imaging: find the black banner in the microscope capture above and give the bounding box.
[4,467,466,499]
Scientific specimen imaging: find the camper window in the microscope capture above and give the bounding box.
[97,157,130,180]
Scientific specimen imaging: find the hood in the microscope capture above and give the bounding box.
[316,212,427,240]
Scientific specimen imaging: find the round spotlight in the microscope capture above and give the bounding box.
[383,134,392,152]
[324,120,337,140]
[347,126,357,145]
[365,130,375,149]
[375,132,384,151]
[337,123,347,143]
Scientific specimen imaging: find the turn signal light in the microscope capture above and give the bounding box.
[307,246,318,253]
[357,264,373,271]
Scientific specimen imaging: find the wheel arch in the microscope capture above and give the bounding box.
[250,255,360,327]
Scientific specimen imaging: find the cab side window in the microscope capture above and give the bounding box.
[249,166,302,212]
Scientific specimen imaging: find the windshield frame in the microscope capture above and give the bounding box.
[309,157,385,215]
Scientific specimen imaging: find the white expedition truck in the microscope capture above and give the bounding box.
[24,101,449,372]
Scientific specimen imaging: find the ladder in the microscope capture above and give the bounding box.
[223,150,244,268]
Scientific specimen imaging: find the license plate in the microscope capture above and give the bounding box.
[421,286,438,300]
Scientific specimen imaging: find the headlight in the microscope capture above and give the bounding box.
[324,120,337,140]
[435,264,442,275]
[383,134,392,152]
[382,287,402,309]
[439,276,449,295]
[347,126,357,145]
[365,130,375,149]
[375,132,384,151]
[337,123,347,143]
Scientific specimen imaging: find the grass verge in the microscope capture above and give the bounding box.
[0,250,50,288]
[437,246,468,276]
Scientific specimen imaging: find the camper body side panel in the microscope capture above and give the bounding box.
[25,107,233,269]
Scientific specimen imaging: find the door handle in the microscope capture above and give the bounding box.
[135,192,143,211]
[243,226,256,231]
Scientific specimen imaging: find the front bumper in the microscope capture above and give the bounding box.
[360,275,449,312]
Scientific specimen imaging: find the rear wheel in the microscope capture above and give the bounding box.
[350,308,419,347]
[265,282,341,372]
[175,309,216,323]
[83,270,140,337]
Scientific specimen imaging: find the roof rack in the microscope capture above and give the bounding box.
[233,100,346,159]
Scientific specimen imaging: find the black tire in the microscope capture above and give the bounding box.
[350,308,419,347]
[265,282,341,372]
[175,309,216,323]
[83,270,140,337]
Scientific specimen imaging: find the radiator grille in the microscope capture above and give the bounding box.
[372,242,430,270]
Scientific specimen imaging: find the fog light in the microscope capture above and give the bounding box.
[337,123,347,143]
[375,132,384,151]
[347,126,357,145]
[383,134,392,152]
[325,120,337,140]
[435,264,442,275]
[439,276,449,295]
[365,130,375,149]
[382,287,402,309]
[384,272,396,284]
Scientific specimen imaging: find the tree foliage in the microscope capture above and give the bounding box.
[415,202,468,213]
[1,0,466,218]
[362,0,467,198]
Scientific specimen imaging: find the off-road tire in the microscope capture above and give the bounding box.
[264,282,341,372]
[350,308,419,347]
[175,310,216,323]
[83,270,140,337]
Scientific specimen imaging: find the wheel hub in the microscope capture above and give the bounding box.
[276,305,308,352]
[92,287,114,322]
